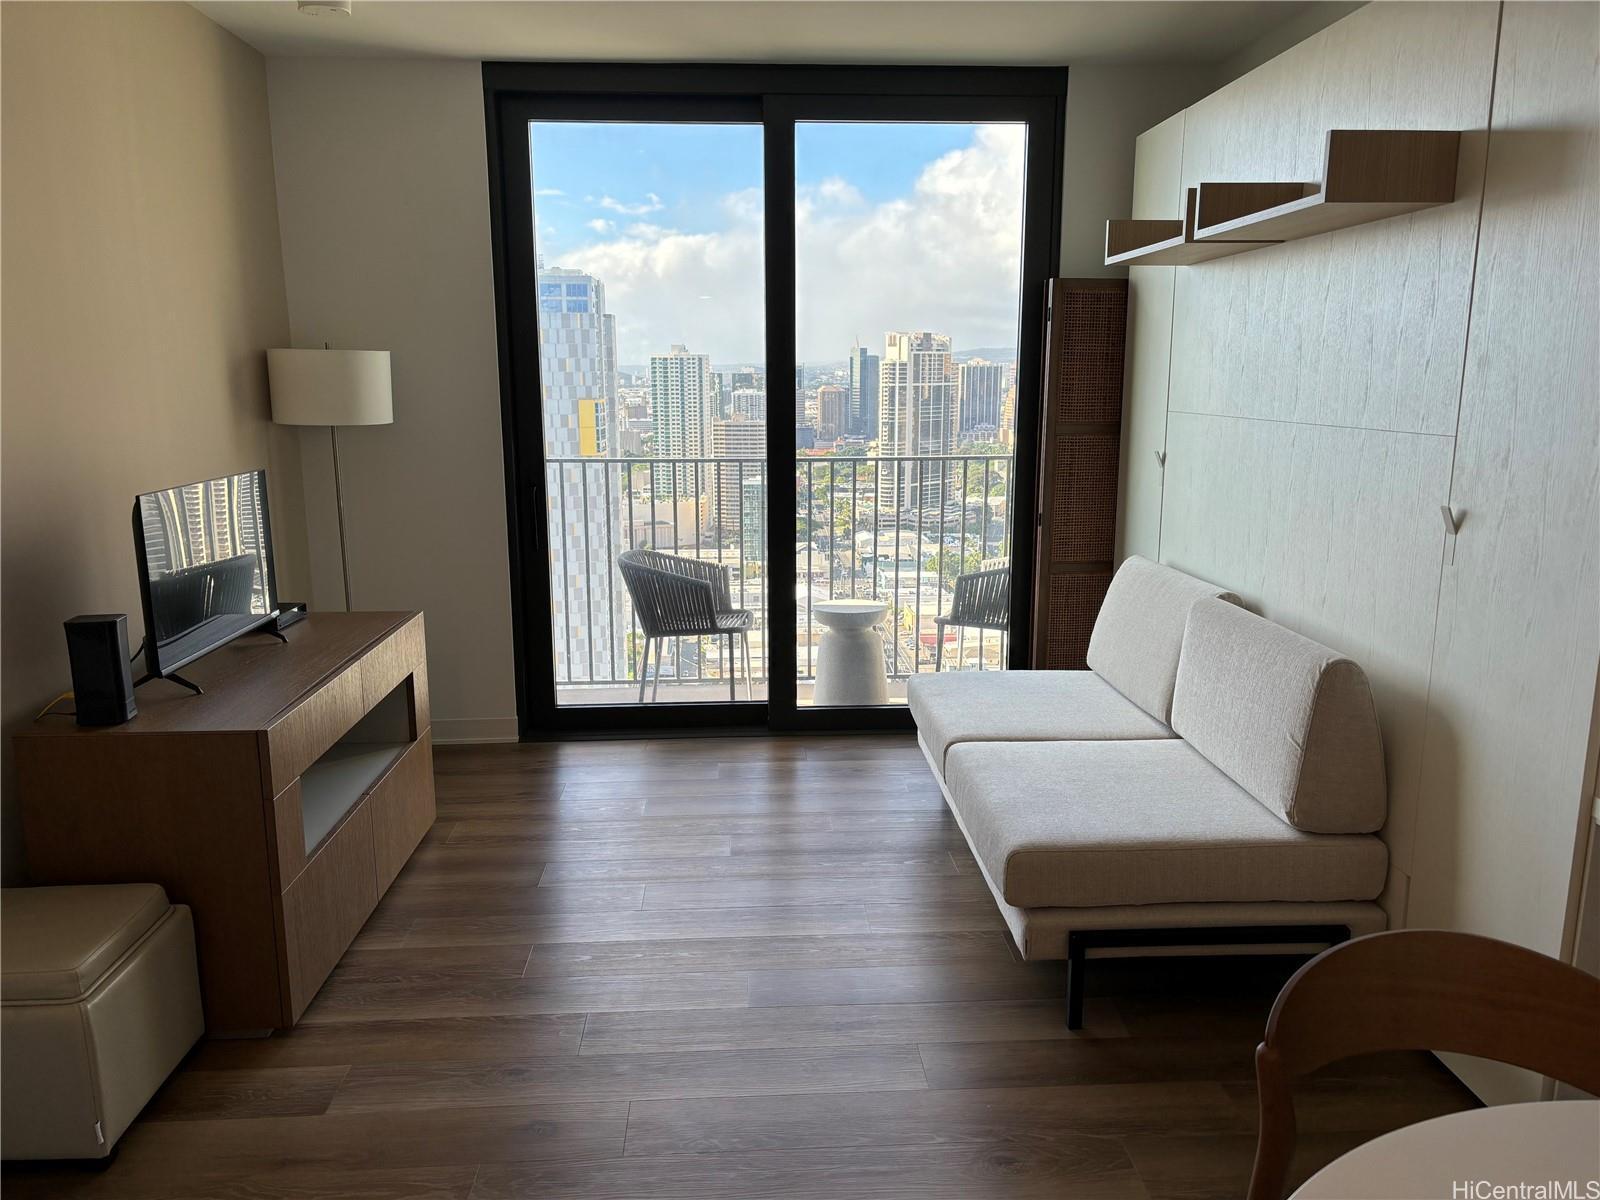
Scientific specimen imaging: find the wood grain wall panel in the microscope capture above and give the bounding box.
[1123,0,1598,1108]
[1407,1,1599,961]
[1116,113,1186,562]
[1117,268,1175,562]
[1132,112,1186,222]
[1160,412,1454,885]
[1170,2,1500,436]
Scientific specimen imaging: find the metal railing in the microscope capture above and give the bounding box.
[545,453,1013,694]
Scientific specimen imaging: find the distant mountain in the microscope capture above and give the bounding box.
[953,346,1018,364]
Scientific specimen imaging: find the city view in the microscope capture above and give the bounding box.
[531,121,1026,705]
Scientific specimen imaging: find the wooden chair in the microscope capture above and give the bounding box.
[617,549,754,702]
[1247,929,1600,1200]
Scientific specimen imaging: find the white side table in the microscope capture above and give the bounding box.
[1292,1100,1600,1199]
[812,600,890,706]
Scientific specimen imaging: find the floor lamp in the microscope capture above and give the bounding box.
[267,348,394,612]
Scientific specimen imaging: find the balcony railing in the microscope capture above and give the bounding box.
[545,453,1013,699]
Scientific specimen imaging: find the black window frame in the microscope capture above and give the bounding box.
[483,63,1066,737]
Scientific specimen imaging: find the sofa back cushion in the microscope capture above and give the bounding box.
[1171,597,1387,834]
[1086,556,1241,723]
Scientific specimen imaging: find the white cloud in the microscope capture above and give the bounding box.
[812,176,864,207]
[546,126,1026,365]
[586,218,614,234]
[598,191,664,216]
[535,187,565,197]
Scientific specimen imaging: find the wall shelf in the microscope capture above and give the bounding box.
[1105,130,1462,266]
[1104,188,1277,267]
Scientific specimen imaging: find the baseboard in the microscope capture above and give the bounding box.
[431,716,520,744]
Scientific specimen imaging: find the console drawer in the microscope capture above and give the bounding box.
[369,736,436,892]
[264,662,364,796]
[281,800,376,1022]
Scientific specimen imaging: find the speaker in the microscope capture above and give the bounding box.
[64,614,137,727]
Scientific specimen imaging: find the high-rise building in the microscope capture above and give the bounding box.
[710,370,734,420]
[999,381,1017,450]
[537,265,621,682]
[877,331,956,515]
[848,342,880,438]
[816,384,849,442]
[601,312,619,454]
[957,359,1005,435]
[732,387,766,421]
[794,364,809,432]
[711,416,766,537]
[651,344,715,493]
[539,266,616,457]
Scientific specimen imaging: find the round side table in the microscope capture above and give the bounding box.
[1292,1100,1599,1199]
[812,600,890,706]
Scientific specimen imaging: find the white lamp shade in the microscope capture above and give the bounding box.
[268,348,393,427]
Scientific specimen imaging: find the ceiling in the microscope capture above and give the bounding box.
[193,1,1328,65]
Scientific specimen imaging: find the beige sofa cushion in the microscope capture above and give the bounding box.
[1171,598,1387,834]
[1086,556,1240,723]
[1,884,172,1002]
[908,669,1174,777]
[943,739,1387,909]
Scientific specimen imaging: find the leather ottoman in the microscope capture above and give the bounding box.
[2,884,203,1159]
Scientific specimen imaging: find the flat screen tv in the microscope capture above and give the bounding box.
[132,469,279,680]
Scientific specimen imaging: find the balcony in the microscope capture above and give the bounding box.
[545,454,1014,706]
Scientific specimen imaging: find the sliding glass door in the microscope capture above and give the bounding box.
[790,120,1028,708]
[525,119,768,709]
[486,68,1063,734]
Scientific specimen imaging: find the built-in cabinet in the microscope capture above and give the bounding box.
[1114,1,1599,1104]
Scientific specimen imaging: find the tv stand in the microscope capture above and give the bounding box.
[135,670,205,696]
[16,612,435,1034]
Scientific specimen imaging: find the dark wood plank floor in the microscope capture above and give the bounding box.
[4,735,1476,1199]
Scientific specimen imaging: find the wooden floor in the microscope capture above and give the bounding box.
[5,735,1476,1199]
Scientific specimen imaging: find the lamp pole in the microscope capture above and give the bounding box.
[331,425,353,611]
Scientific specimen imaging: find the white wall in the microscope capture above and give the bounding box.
[266,59,519,743]
[1121,0,1599,1103]
[1059,64,1216,277]
[1,2,308,882]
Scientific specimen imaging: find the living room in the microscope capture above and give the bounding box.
[1,1,1596,1196]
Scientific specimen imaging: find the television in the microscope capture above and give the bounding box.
[132,469,279,681]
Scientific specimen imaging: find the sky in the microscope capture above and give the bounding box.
[530,121,1028,366]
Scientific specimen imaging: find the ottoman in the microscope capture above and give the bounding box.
[2,884,203,1159]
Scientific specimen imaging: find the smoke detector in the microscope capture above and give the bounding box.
[296,0,352,14]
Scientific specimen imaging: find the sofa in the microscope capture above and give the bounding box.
[907,556,1390,1027]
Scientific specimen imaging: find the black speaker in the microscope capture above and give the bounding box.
[64,614,137,727]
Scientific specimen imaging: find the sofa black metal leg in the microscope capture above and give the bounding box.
[1065,933,1086,1029]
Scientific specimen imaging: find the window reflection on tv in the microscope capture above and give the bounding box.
[133,469,278,678]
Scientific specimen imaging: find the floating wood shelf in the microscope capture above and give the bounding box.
[1105,130,1462,266]
[1193,130,1461,242]
[1104,188,1277,267]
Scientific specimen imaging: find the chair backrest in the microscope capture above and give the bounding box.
[617,549,729,637]
[1247,929,1600,1200]
[948,567,1009,629]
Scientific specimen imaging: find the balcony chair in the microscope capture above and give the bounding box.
[933,564,1010,671]
[618,549,754,702]
[1246,928,1600,1200]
